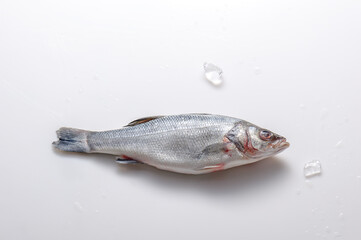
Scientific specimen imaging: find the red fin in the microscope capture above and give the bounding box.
[116,155,143,164]
[121,155,133,160]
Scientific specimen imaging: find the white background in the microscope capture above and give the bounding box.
[1,0,360,239]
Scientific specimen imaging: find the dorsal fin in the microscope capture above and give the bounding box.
[125,116,164,127]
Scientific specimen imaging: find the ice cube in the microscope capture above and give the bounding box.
[304,160,322,177]
[203,62,223,86]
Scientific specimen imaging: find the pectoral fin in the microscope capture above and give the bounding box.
[201,143,227,155]
[199,142,236,157]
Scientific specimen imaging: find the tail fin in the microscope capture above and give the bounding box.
[53,127,91,153]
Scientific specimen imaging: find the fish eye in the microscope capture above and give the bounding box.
[260,130,273,141]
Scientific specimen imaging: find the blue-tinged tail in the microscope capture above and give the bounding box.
[53,127,91,153]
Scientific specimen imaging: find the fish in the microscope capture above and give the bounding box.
[53,114,289,174]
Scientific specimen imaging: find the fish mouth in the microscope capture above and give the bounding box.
[279,140,290,149]
[273,137,290,150]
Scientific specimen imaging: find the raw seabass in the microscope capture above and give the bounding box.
[53,114,289,174]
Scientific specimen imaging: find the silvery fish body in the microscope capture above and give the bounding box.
[53,114,289,174]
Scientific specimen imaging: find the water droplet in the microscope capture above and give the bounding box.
[320,108,329,120]
[93,74,100,81]
[296,188,301,196]
[253,66,262,75]
[335,140,343,148]
[304,160,322,177]
[333,231,342,238]
[160,64,169,70]
[335,195,343,205]
[95,210,100,214]
[78,88,84,94]
[305,179,313,188]
[325,226,330,233]
[74,201,84,212]
[203,62,223,86]
[339,212,344,220]
[357,175,361,180]
[66,97,72,102]
[299,103,305,109]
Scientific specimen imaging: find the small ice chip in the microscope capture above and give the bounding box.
[203,62,223,86]
[304,160,322,177]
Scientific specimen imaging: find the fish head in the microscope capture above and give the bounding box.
[226,121,290,160]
